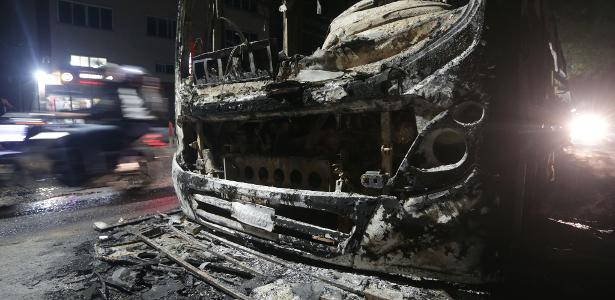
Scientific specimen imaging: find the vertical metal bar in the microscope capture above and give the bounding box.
[266,45,273,73]
[212,0,223,51]
[217,58,223,78]
[248,52,256,73]
[203,58,212,82]
[176,0,191,81]
[282,1,288,55]
[381,111,393,175]
[222,157,227,179]
[196,121,205,160]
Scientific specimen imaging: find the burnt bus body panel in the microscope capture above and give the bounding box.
[173,0,568,284]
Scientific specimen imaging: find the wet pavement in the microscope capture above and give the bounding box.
[0,183,179,299]
[0,148,179,299]
[0,187,178,238]
[0,186,174,219]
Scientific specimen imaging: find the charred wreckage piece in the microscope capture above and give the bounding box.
[91,214,454,299]
[172,0,570,284]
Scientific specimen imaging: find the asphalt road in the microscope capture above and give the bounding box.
[0,185,179,299]
[1,145,615,299]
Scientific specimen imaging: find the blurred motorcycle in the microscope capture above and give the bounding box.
[0,64,170,188]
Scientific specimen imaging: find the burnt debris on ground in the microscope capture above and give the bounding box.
[73,212,464,300]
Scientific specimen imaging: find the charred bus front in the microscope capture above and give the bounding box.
[172,0,570,283]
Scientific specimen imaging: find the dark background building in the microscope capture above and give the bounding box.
[0,0,40,112]
[0,0,180,112]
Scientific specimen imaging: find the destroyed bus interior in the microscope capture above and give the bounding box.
[172,0,571,285]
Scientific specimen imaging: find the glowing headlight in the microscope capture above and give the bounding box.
[569,113,609,145]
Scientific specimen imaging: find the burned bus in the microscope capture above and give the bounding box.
[172,0,571,284]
